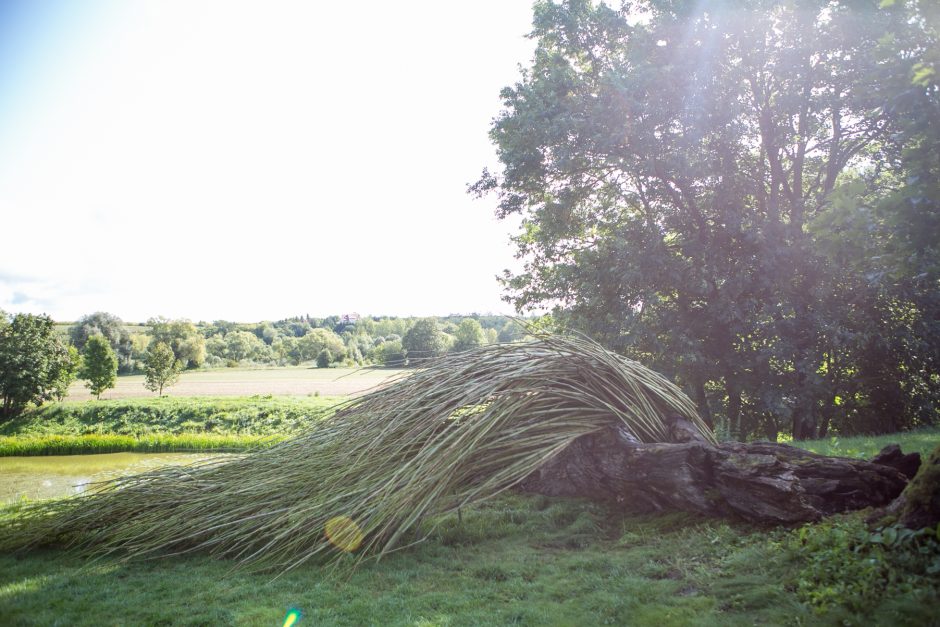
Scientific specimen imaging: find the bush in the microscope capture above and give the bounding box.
[0,397,339,444]
[785,517,940,615]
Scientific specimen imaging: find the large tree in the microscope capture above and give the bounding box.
[402,318,447,364]
[70,312,133,372]
[0,312,77,420]
[474,0,939,438]
[147,317,206,369]
[292,328,345,365]
[453,319,486,352]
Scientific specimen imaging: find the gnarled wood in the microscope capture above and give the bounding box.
[521,421,913,524]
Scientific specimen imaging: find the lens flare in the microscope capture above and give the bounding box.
[282,608,301,627]
[324,515,364,552]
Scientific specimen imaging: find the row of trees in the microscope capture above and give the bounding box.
[0,309,189,418]
[66,312,528,372]
[76,336,181,399]
[475,0,940,439]
[0,309,530,420]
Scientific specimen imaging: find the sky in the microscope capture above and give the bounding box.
[0,0,535,322]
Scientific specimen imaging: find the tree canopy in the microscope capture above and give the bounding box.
[79,335,118,400]
[454,319,487,352]
[474,0,940,439]
[144,342,182,396]
[147,318,206,369]
[0,312,77,420]
[71,312,134,373]
[403,318,447,363]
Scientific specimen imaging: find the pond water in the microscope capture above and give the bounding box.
[0,452,231,502]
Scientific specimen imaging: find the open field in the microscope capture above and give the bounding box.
[65,366,407,400]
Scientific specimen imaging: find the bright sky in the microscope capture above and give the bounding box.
[0,0,534,323]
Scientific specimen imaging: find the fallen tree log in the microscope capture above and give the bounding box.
[521,419,916,524]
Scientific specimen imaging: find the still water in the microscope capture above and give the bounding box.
[0,453,230,502]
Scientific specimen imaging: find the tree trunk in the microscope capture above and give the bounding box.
[692,379,713,430]
[725,376,742,438]
[521,419,913,525]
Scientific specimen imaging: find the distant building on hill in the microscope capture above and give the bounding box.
[342,312,361,325]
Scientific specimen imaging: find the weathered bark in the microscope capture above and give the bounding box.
[870,444,922,481]
[521,420,914,525]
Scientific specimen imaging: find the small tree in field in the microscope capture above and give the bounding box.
[79,335,117,400]
[316,349,332,368]
[144,342,181,396]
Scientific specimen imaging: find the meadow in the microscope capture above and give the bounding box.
[63,366,404,401]
[1,485,937,625]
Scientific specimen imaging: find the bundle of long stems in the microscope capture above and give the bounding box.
[1,333,713,573]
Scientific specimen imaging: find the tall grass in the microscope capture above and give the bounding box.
[0,434,285,456]
[1,396,338,438]
[0,334,712,572]
[791,427,940,459]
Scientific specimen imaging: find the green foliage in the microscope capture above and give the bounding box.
[785,517,940,616]
[474,0,940,439]
[498,319,525,343]
[897,443,940,529]
[402,318,446,364]
[147,317,206,368]
[143,342,182,396]
[204,330,274,365]
[292,328,345,365]
[69,312,134,372]
[0,396,337,440]
[452,318,486,352]
[315,348,332,368]
[78,335,117,400]
[0,313,76,421]
[371,339,406,366]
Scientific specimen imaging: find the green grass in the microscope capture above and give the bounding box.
[0,428,937,623]
[2,396,339,436]
[790,427,940,459]
[1,497,936,626]
[0,433,284,456]
[0,396,338,456]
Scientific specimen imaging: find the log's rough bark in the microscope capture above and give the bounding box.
[521,419,915,524]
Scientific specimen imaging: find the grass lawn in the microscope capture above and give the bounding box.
[0,499,936,626]
[1,431,938,624]
[792,428,940,459]
[64,366,407,401]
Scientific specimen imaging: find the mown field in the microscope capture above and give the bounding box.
[64,366,405,401]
